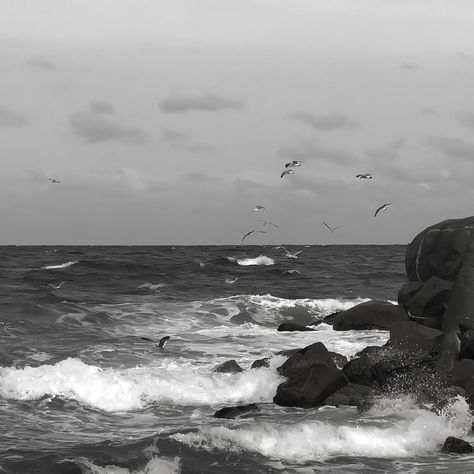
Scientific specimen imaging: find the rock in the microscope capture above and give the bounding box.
[324,383,373,407]
[213,360,243,373]
[329,352,348,369]
[321,312,340,325]
[388,321,443,353]
[277,342,336,377]
[459,329,474,360]
[342,358,376,387]
[277,322,315,332]
[332,300,408,331]
[451,359,474,392]
[442,436,473,454]
[273,363,348,408]
[213,403,259,419]
[251,358,270,369]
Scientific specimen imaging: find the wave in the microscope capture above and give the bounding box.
[41,260,78,270]
[0,357,284,412]
[75,456,181,474]
[172,396,472,463]
[226,256,274,266]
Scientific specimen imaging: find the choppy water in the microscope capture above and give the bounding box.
[0,245,473,473]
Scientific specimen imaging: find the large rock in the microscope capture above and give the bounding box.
[332,300,408,331]
[273,363,348,408]
[402,217,474,332]
[277,322,315,332]
[277,342,336,377]
[323,383,373,407]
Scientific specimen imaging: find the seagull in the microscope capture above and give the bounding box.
[254,205,265,212]
[356,173,373,179]
[285,160,302,168]
[48,178,61,184]
[322,221,341,232]
[141,335,170,349]
[225,277,239,284]
[280,169,295,178]
[282,269,302,275]
[280,245,303,259]
[137,282,167,291]
[258,219,279,228]
[374,203,391,218]
[241,230,267,244]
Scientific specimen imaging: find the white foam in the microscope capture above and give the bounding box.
[173,397,473,463]
[76,456,181,474]
[228,256,274,266]
[42,260,78,270]
[0,357,284,412]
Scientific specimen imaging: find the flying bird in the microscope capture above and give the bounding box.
[241,230,267,244]
[225,277,239,284]
[47,281,67,289]
[280,169,295,178]
[141,335,170,349]
[285,160,302,168]
[254,205,265,212]
[356,173,373,179]
[48,178,60,184]
[322,221,341,232]
[374,203,391,218]
[280,245,303,259]
[258,219,279,228]
[282,269,302,275]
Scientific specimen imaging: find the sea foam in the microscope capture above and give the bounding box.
[0,358,284,412]
[42,260,78,270]
[76,456,181,474]
[227,256,274,266]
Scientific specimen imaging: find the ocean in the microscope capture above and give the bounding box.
[0,245,472,474]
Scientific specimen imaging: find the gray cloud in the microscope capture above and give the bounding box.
[0,105,27,127]
[159,93,245,114]
[366,148,400,160]
[25,56,54,70]
[277,140,357,165]
[420,107,437,115]
[70,110,146,144]
[458,112,474,129]
[400,63,419,71]
[289,111,357,131]
[89,101,116,115]
[161,126,187,142]
[427,136,474,159]
[181,143,215,153]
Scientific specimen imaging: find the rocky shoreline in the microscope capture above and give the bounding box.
[214,217,474,455]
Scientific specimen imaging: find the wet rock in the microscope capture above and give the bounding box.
[278,305,314,326]
[324,383,373,407]
[459,329,474,360]
[321,312,340,325]
[251,358,270,369]
[451,359,474,392]
[442,436,473,454]
[277,342,336,377]
[388,321,443,353]
[342,358,376,387]
[332,300,408,331]
[277,322,315,332]
[329,352,348,369]
[213,360,243,373]
[213,403,259,419]
[273,363,348,408]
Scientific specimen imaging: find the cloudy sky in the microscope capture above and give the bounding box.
[1,0,474,244]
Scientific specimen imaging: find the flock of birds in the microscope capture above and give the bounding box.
[240,162,391,246]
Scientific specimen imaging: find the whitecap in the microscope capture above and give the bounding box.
[75,456,181,474]
[227,256,274,266]
[42,260,78,270]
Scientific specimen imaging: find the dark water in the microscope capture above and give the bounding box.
[0,245,472,473]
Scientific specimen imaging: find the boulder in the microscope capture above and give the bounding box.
[213,360,243,373]
[277,322,315,332]
[277,342,336,377]
[388,321,443,353]
[251,358,270,369]
[459,329,474,360]
[451,359,474,392]
[342,358,376,387]
[332,300,408,331]
[273,363,348,408]
[278,305,314,326]
[442,436,473,454]
[323,383,373,407]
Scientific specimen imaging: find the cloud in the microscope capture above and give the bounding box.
[289,111,357,131]
[458,112,474,129]
[161,126,188,143]
[400,63,419,71]
[89,100,116,115]
[70,110,146,144]
[181,143,215,153]
[25,56,54,70]
[420,107,437,115]
[0,105,27,127]
[159,93,245,114]
[427,136,474,159]
[366,148,400,160]
[277,140,357,165]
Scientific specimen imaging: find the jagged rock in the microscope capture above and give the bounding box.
[442,436,473,454]
[460,329,474,360]
[323,383,373,407]
[321,312,340,325]
[277,322,315,332]
[277,342,336,377]
[342,358,376,387]
[330,352,348,369]
[332,300,408,331]
[213,360,243,373]
[213,403,259,419]
[273,363,348,408]
[388,321,443,352]
[251,358,270,369]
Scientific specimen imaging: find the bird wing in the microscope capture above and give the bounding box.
[241,231,255,243]
[140,336,155,343]
[293,250,303,256]
[158,336,170,348]
[280,171,287,178]
[374,203,391,218]
[322,221,333,231]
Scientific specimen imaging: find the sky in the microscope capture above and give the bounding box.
[1,0,474,245]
